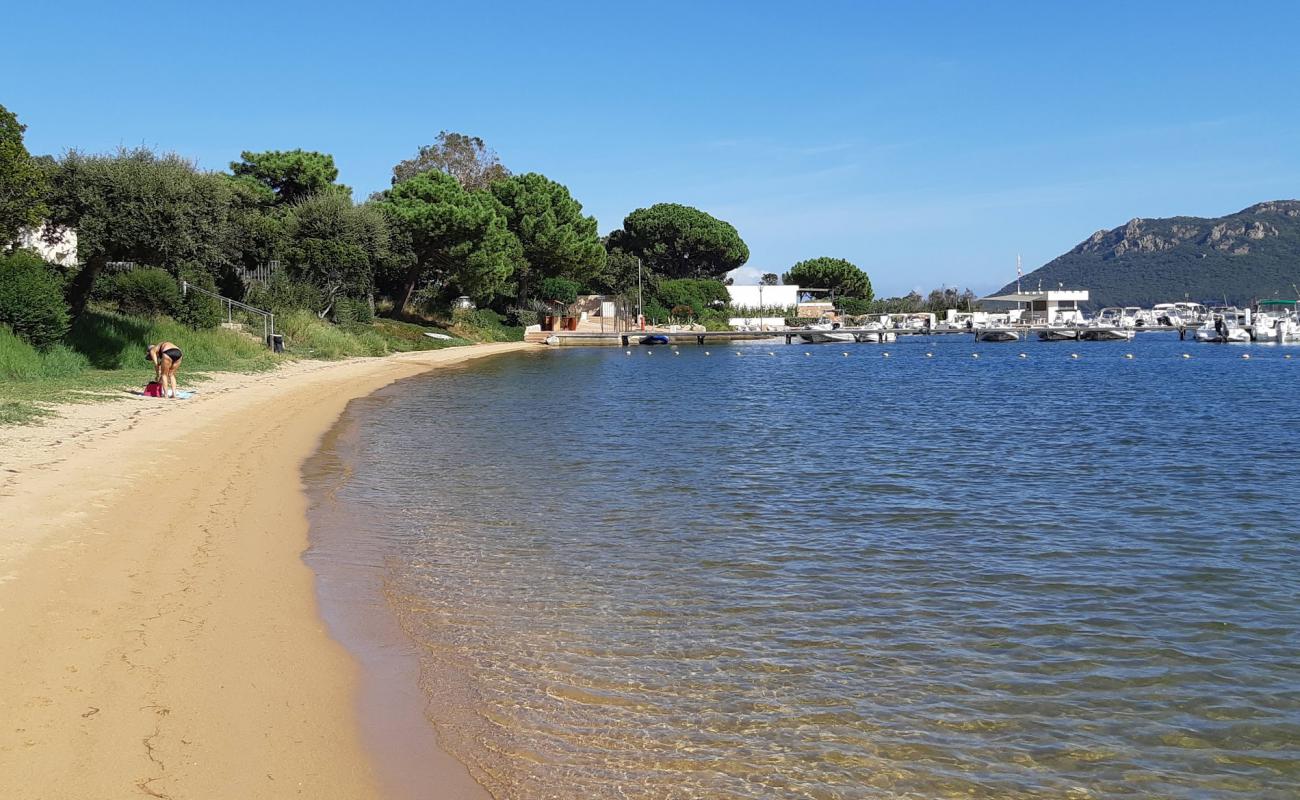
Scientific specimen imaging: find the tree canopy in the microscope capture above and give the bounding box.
[392,131,509,190]
[489,172,605,299]
[230,149,347,204]
[760,272,780,286]
[607,203,748,280]
[0,103,47,245]
[45,148,240,315]
[281,192,396,313]
[378,170,521,307]
[782,257,872,301]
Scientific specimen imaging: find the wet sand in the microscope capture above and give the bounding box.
[0,344,530,799]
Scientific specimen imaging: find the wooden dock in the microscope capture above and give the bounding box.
[528,325,1227,347]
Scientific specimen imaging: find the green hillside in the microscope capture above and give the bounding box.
[998,201,1300,308]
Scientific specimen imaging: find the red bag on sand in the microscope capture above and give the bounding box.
[143,381,163,397]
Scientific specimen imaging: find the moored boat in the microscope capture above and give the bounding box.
[1194,310,1252,343]
[975,328,1019,342]
[798,321,856,344]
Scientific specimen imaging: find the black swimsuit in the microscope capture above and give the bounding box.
[162,347,182,363]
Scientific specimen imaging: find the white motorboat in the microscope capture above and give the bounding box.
[854,321,898,343]
[1253,301,1300,343]
[799,321,857,344]
[1194,310,1252,343]
[1079,308,1135,340]
[1079,326,1135,341]
[975,328,1019,342]
[1038,328,1080,341]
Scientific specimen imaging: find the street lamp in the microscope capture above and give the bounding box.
[636,256,643,330]
[758,282,764,331]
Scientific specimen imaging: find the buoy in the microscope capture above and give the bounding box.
[1070,353,1079,359]
[704,351,711,355]
[674,351,680,355]
[925,352,933,358]
[1286,354,1293,360]
[972,353,980,359]
[1018,353,1027,359]
[1124,353,1134,359]
[625,350,631,355]
[843,352,850,357]
[768,351,775,356]
[647,350,652,354]
[1182,353,1191,359]
[882,352,890,358]
[735,351,742,356]
[804,352,811,356]
[1242,353,1251,360]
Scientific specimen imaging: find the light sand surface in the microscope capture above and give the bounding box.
[0,344,533,799]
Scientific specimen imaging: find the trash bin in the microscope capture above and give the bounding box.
[267,334,284,353]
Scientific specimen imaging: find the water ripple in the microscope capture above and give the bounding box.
[311,338,1300,799]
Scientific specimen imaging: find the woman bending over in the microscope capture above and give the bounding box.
[146,342,183,399]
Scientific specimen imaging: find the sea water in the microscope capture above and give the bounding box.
[305,335,1300,799]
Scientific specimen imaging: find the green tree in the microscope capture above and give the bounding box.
[654,278,730,318]
[282,192,394,316]
[391,131,509,190]
[608,203,748,280]
[590,243,643,295]
[0,249,68,347]
[378,171,521,308]
[760,272,780,286]
[44,148,237,317]
[489,173,605,300]
[0,104,47,245]
[782,257,872,301]
[230,149,348,204]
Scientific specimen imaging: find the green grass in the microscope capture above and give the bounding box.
[0,308,472,425]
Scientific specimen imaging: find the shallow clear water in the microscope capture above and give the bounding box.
[306,335,1300,799]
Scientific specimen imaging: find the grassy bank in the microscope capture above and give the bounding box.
[0,309,473,425]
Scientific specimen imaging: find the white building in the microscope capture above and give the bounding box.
[979,289,1089,325]
[14,224,79,267]
[726,284,800,329]
[726,283,799,310]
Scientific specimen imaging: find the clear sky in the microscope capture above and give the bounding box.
[5,0,1298,295]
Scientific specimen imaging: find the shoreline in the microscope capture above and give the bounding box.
[0,343,533,799]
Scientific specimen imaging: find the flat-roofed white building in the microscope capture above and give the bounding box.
[980,289,1089,325]
[726,284,801,329]
[726,283,800,310]
[14,224,79,267]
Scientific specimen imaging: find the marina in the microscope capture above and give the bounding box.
[531,324,1270,347]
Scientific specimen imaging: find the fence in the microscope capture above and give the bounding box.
[181,280,277,347]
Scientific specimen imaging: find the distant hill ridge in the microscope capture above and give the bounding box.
[999,201,1300,308]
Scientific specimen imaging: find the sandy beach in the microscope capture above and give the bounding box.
[0,343,532,799]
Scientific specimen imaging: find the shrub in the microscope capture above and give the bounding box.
[175,269,222,329]
[655,278,729,318]
[332,296,374,325]
[538,276,579,306]
[642,301,670,323]
[0,249,70,348]
[507,308,539,327]
[834,296,872,316]
[670,304,695,318]
[108,268,181,317]
[449,307,523,342]
[245,272,324,316]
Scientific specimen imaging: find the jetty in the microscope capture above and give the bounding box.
[526,324,1236,347]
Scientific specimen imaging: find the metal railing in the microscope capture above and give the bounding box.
[181,280,277,346]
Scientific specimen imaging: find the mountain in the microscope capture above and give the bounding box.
[998,201,1300,308]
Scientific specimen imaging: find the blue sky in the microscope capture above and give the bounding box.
[5,0,1298,295]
